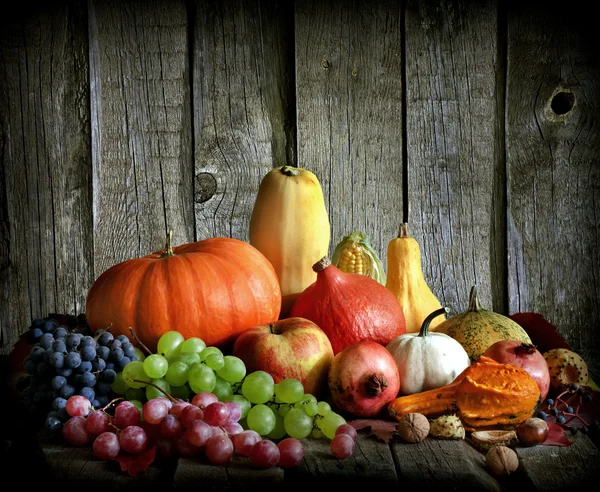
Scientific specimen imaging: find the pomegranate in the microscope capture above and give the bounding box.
[482,340,550,401]
[328,340,401,417]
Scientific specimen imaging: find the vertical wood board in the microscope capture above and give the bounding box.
[404,0,503,314]
[0,1,92,352]
[89,0,193,276]
[294,0,404,263]
[506,3,600,362]
[192,0,295,242]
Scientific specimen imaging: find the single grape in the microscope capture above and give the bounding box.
[165,361,190,387]
[173,352,201,368]
[142,398,169,425]
[169,400,192,418]
[205,434,234,465]
[212,376,234,401]
[45,416,62,432]
[233,429,262,456]
[143,354,169,379]
[222,421,244,436]
[114,400,141,428]
[62,416,93,446]
[119,425,148,454]
[249,439,280,469]
[283,407,313,439]
[157,331,185,358]
[180,337,206,354]
[203,401,231,427]
[216,355,246,383]
[86,409,112,435]
[241,371,275,404]
[246,404,276,436]
[335,423,358,440]
[267,411,287,440]
[317,401,331,415]
[180,404,204,428]
[175,433,201,458]
[330,433,355,459]
[318,411,346,440]
[224,401,242,423]
[204,353,225,372]
[274,378,305,404]
[188,363,216,394]
[191,391,219,409]
[277,437,304,468]
[159,413,184,439]
[170,384,190,401]
[93,431,121,460]
[65,395,92,417]
[185,419,212,447]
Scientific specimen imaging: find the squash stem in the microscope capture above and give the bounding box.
[418,307,450,337]
[399,222,409,238]
[160,230,175,258]
[467,285,482,311]
[313,256,332,272]
[280,165,301,177]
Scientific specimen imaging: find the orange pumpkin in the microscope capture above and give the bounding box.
[85,233,282,353]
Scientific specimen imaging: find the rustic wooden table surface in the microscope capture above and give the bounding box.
[5,422,600,491]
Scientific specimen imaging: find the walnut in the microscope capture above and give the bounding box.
[396,412,430,443]
[485,445,519,477]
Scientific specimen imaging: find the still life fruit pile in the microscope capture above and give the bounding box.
[7,165,600,479]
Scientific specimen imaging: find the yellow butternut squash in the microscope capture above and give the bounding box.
[249,166,330,318]
[385,222,444,333]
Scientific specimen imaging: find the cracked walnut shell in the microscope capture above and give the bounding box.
[397,412,430,443]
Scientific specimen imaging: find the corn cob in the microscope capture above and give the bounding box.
[331,230,386,285]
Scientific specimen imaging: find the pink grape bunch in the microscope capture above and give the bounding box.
[60,390,357,469]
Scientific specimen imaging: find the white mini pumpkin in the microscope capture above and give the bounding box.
[386,307,471,395]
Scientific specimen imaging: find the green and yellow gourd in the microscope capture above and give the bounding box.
[436,285,532,361]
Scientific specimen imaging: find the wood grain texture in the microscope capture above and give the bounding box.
[294,0,404,263]
[390,438,501,491]
[0,1,92,354]
[515,432,600,489]
[192,0,295,242]
[88,0,193,276]
[404,0,503,315]
[505,2,600,366]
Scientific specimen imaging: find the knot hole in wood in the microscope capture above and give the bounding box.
[550,89,575,116]
[195,172,217,203]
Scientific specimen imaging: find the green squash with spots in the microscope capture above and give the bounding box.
[436,285,532,362]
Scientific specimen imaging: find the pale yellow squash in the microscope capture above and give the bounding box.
[249,166,330,317]
[385,222,445,333]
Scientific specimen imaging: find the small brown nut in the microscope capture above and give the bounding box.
[516,417,549,446]
[396,412,430,443]
[486,445,519,477]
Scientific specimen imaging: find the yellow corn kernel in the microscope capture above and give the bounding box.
[338,245,367,275]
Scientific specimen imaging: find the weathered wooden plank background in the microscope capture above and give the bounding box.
[1,0,599,375]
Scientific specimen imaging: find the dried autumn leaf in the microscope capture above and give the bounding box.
[509,312,571,354]
[348,419,398,443]
[542,423,572,447]
[114,446,156,476]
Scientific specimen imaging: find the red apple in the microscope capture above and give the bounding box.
[232,317,334,398]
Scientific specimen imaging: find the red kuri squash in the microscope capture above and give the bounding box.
[290,256,406,354]
[85,233,282,353]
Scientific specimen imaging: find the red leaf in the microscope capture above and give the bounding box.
[114,446,156,476]
[348,419,398,443]
[542,422,573,446]
[509,312,571,354]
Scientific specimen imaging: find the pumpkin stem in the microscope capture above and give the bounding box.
[398,222,410,238]
[467,284,482,311]
[313,256,332,272]
[365,373,388,397]
[160,230,175,258]
[129,327,153,356]
[280,165,301,177]
[418,307,450,337]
